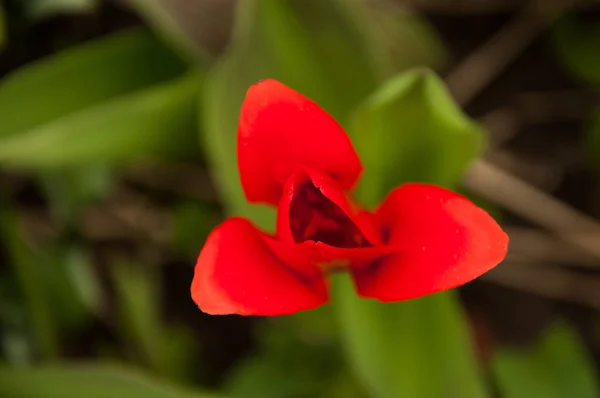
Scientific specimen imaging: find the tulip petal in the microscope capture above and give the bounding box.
[353,183,508,301]
[191,217,328,315]
[238,79,362,205]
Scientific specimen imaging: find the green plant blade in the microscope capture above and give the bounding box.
[0,364,222,398]
[225,325,346,398]
[0,207,59,359]
[333,275,487,398]
[333,68,487,398]
[111,261,196,382]
[0,28,187,139]
[0,73,201,168]
[492,322,600,398]
[350,68,484,206]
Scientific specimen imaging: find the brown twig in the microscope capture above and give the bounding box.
[483,261,600,309]
[445,0,576,107]
[513,89,599,124]
[464,160,600,260]
[504,227,599,268]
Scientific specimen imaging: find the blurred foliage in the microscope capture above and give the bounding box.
[0,206,60,359]
[552,15,600,172]
[225,324,362,398]
[0,74,200,167]
[0,28,202,168]
[0,1,598,398]
[553,15,600,87]
[0,364,222,398]
[23,0,97,20]
[492,323,600,398]
[112,261,197,381]
[0,28,186,138]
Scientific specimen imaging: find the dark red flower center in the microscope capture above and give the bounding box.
[289,181,370,248]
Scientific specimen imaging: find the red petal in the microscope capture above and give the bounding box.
[238,79,362,205]
[353,183,508,301]
[191,217,328,315]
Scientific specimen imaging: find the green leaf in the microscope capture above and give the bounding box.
[112,262,196,381]
[0,364,222,398]
[333,275,487,398]
[0,28,187,139]
[333,68,488,398]
[350,68,484,207]
[492,322,600,398]
[0,207,59,359]
[36,246,98,332]
[225,323,344,398]
[0,73,201,168]
[552,15,600,86]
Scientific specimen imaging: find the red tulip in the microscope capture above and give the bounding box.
[191,79,508,316]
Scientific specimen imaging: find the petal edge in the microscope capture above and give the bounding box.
[238,79,362,205]
[191,217,328,315]
[353,183,508,301]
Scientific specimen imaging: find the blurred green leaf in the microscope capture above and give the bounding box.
[275,305,340,345]
[493,322,600,398]
[172,201,220,256]
[0,364,222,398]
[64,248,103,319]
[0,28,187,139]
[37,246,97,331]
[333,276,487,398]
[40,167,114,226]
[553,15,600,86]
[0,207,59,359]
[0,73,201,168]
[334,68,488,398]
[226,324,343,398]
[112,262,195,381]
[350,68,484,206]
[25,0,97,20]
[126,0,213,63]
[0,280,35,365]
